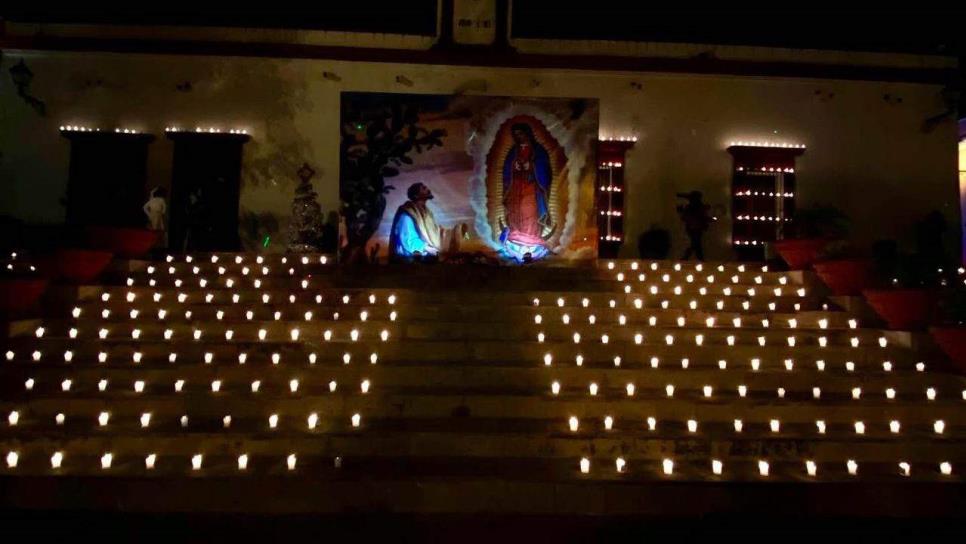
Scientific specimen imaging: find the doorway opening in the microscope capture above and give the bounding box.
[167,131,250,252]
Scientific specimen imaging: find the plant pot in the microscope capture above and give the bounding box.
[773,238,829,270]
[813,258,874,296]
[38,249,114,284]
[0,277,48,316]
[930,326,966,371]
[862,288,938,330]
[84,226,159,258]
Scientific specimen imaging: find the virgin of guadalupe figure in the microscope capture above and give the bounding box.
[501,123,554,249]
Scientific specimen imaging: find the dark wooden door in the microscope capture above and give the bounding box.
[168,133,249,252]
[62,131,155,227]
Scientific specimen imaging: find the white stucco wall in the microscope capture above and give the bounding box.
[0,50,958,258]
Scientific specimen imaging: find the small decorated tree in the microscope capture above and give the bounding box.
[287,163,325,252]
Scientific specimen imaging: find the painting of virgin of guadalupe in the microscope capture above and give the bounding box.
[502,122,554,249]
[485,114,575,261]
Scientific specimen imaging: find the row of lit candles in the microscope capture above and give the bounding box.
[1,452,952,477]
[71,307,396,323]
[8,351,918,375]
[734,190,795,197]
[74,295,805,315]
[88,287,806,308]
[8,375,375,395]
[4,410,954,436]
[734,215,791,222]
[534,313,854,331]
[165,127,248,134]
[163,254,329,265]
[533,291,807,307]
[605,261,771,273]
[31,326,391,343]
[3,452,346,471]
[735,166,795,173]
[541,354,917,372]
[615,271,788,285]
[101,289,396,307]
[549,381,951,401]
[8,350,381,366]
[563,416,953,435]
[580,457,951,477]
[534,331,886,348]
[601,284,809,298]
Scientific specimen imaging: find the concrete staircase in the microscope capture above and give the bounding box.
[2,254,965,517]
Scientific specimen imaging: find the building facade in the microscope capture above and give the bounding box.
[0,7,960,261]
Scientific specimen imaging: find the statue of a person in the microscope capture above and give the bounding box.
[389,182,443,262]
[143,186,168,247]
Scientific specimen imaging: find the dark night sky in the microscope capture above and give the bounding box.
[4,5,964,55]
[4,5,963,57]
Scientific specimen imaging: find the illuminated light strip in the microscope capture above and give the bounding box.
[729,141,805,149]
[59,125,100,132]
[734,190,795,197]
[165,127,249,135]
[736,166,795,173]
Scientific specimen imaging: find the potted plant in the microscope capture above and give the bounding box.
[84,226,159,258]
[773,205,848,269]
[812,241,874,296]
[862,239,941,331]
[637,225,671,260]
[0,255,47,317]
[929,270,966,372]
[37,248,114,284]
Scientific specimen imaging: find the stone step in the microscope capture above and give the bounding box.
[79,285,823,311]
[3,391,963,423]
[2,429,965,465]
[110,270,803,290]
[2,451,959,485]
[14,322,894,346]
[1,339,920,366]
[2,366,958,398]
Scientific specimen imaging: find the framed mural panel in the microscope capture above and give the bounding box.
[340,92,598,264]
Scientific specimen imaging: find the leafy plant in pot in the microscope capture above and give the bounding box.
[637,225,671,260]
[861,239,942,331]
[928,269,966,372]
[0,255,48,317]
[773,205,848,270]
[811,241,874,296]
